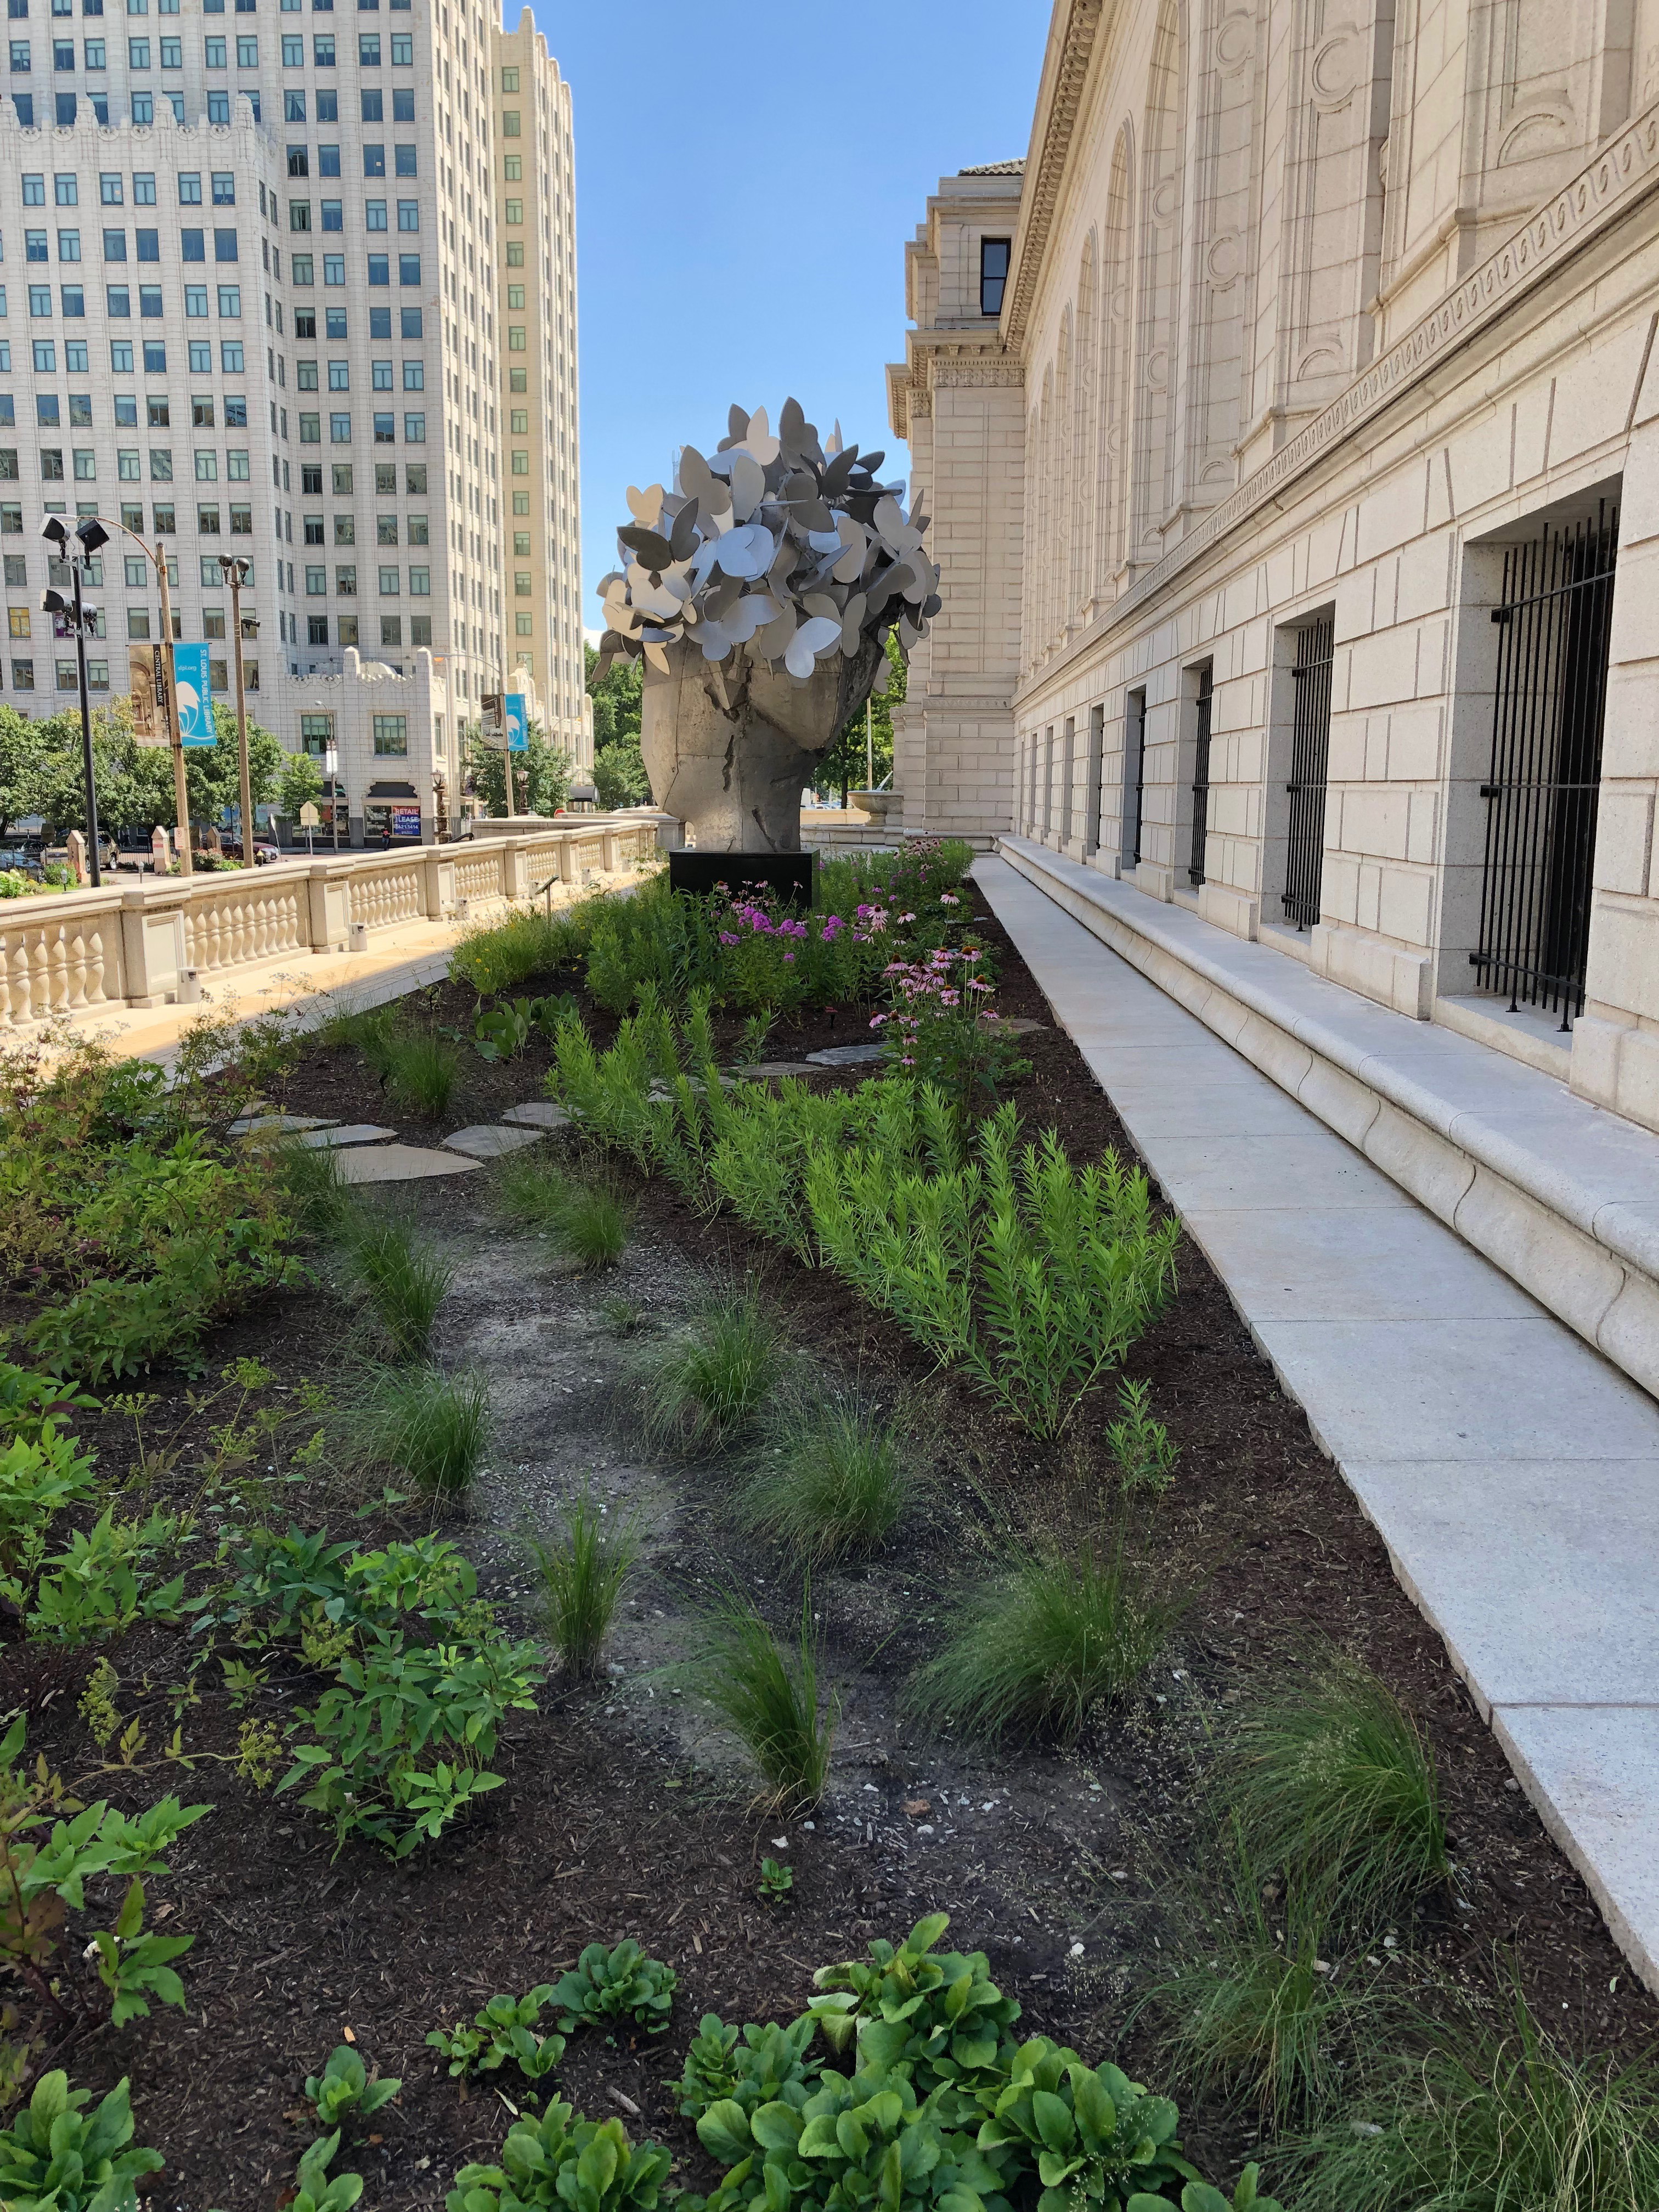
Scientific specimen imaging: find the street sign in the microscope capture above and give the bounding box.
[505,692,528,753]
[479,689,504,735]
[128,644,168,746]
[298,801,321,827]
[172,642,216,748]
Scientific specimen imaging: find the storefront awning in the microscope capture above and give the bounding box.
[367,781,418,799]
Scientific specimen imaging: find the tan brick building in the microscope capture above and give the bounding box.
[890,0,1659,1134]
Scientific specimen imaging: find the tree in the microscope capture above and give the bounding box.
[277,751,324,823]
[463,718,572,817]
[0,707,46,841]
[817,630,905,805]
[585,641,648,809]
[15,693,284,840]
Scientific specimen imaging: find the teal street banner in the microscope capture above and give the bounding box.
[173,644,216,748]
[505,692,528,753]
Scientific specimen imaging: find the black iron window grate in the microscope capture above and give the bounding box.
[1126,690,1146,868]
[1188,665,1213,887]
[1474,504,1618,1029]
[1284,616,1335,930]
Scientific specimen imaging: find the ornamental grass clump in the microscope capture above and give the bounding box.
[342,1214,454,1362]
[497,1150,634,1269]
[637,1282,786,1453]
[381,1029,460,1119]
[738,1390,913,1562]
[525,1480,639,1678]
[1286,1987,1659,2212]
[450,904,590,997]
[1226,1647,1448,1932]
[685,1586,836,1809]
[350,1362,489,1496]
[910,1537,1172,1743]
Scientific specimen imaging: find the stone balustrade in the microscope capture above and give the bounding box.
[0,812,675,1032]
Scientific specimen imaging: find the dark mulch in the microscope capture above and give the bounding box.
[8,888,1655,2211]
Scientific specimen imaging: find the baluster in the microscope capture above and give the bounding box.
[86,922,106,1008]
[9,937,31,1026]
[65,929,88,1013]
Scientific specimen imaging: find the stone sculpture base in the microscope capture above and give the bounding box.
[668,850,813,907]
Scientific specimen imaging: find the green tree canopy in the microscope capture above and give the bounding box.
[818,630,905,804]
[277,750,324,821]
[463,718,572,817]
[0,695,284,840]
[585,642,649,810]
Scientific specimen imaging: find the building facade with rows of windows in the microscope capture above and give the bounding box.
[890,0,1659,1136]
[0,0,585,843]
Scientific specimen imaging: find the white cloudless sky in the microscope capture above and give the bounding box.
[524,0,1051,642]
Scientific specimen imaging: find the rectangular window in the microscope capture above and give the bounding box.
[402,410,422,442]
[377,562,397,593]
[335,561,354,593]
[182,228,204,259]
[504,196,521,224]
[205,88,227,120]
[321,198,342,230]
[143,338,165,370]
[296,358,317,388]
[204,32,224,62]
[979,236,1010,319]
[233,30,253,63]
[329,358,348,389]
[196,500,218,530]
[332,513,353,543]
[103,227,125,259]
[394,143,415,178]
[56,227,79,259]
[370,357,390,389]
[388,27,407,59]
[372,410,392,442]
[366,251,387,285]
[501,108,518,136]
[216,285,239,316]
[408,563,427,594]
[332,461,352,492]
[158,29,177,62]
[511,449,527,475]
[100,174,122,204]
[212,173,234,205]
[84,36,103,63]
[363,198,384,230]
[400,305,421,340]
[396,199,416,231]
[312,30,331,59]
[329,409,348,441]
[227,447,247,478]
[391,83,409,117]
[133,171,155,204]
[356,26,375,59]
[397,252,417,285]
[219,339,242,370]
[298,409,319,441]
[194,447,215,478]
[148,446,170,477]
[507,325,524,352]
[71,446,93,477]
[375,512,396,544]
[406,513,426,544]
[323,253,343,284]
[304,561,324,592]
[184,283,207,315]
[503,154,521,181]
[402,359,421,391]
[371,710,405,754]
[289,199,310,230]
[213,228,236,261]
[358,84,379,119]
[129,87,149,119]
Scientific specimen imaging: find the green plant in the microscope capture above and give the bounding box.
[0,2073,163,2210]
[17,1505,188,1642]
[306,2044,403,2128]
[675,2013,817,2123]
[278,1626,543,1857]
[686,1585,836,1809]
[278,1136,354,1239]
[551,1939,678,2036]
[427,1987,565,2081]
[321,1002,399,1068]
[290,2130,365,2212]
[498,1150,635,1269]
[740,1393,911,1563]
[1285,1988,1659,2212]
[1105,1378,1179,1496]
[963,1122,1179,1439]
[475,996,539,1064]
[976,2038,1205,2212]
[758,1858,793,1905]
[450,907,589,997]
[446,2099,673,2212]
[1150,1830,1373,2130]
[599,1294,646,1339]
[639,1284,786,1453]
[804,1915,1022,2116]
[383,1030,461,1118]
[88,1874,196,2025]
[910,1539,1171,1743]
[525,1482,639,1679]
[0,1717,208,2024]
[343,1215,454,1362]
[1224,1649,1448,1932]
[0,1415,99,1575]
[733,1012,775,1066]
[349,1363,490,1496]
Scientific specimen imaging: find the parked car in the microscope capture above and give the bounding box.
[220,838,282,866]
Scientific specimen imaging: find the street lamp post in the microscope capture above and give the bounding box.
[41,516,105,890]
[324,738,340,851]
[86,512,191,875]
[224,556,256,865]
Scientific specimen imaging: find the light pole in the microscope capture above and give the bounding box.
[223,556,256,865]
[41,516,106,889]
[324,738,341,851]
[86,511,191,874]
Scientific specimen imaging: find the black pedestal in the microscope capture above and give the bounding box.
[668,849,815,908]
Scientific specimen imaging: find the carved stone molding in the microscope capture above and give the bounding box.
[1006,0,1106,349]
[1014,94,1659,709]
[930,357,1026,389]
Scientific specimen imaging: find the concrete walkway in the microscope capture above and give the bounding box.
[973,854,1659,1997]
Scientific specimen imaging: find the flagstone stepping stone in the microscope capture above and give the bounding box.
[805,1042,886,1066]
[732,1061,810,1080]
[229,1111,338,1137]
[443,1124,545,1159]
[336,1142,483,1183]
[501,1101,571,1129]
[297,1122,398,1149]
[997,1018,1047,1035]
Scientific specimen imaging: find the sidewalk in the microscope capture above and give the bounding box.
[974,853,1659,1998]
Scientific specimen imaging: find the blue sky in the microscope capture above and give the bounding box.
[527,1,1052,639]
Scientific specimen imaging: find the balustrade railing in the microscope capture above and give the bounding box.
[0,812,672,1032]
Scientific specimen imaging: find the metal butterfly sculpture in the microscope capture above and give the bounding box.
[595,398,939,687]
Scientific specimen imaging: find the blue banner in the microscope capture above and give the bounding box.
[172,643,216,748]
[505,691,528,753]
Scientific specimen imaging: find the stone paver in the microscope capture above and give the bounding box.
[805,1042,885,1066]
[443,1124,545,1159]
[296,1122,398,1149]
[974,853,1659,1999]
[229,1111,337,1137]
[335,1142,484,1183]
[501,1101,571,1129]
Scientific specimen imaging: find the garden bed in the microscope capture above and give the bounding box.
[3,882,1655,2211]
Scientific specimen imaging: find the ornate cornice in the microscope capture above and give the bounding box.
[931,357,1026,389]
[1004,0,1107,351]
[1015,93,1659,709]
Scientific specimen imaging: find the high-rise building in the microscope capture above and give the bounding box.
[0,0,585,842]
[492,9,585,771]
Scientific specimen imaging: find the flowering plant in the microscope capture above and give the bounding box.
[704,883,891,1015]
[871,942,1028,1110]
